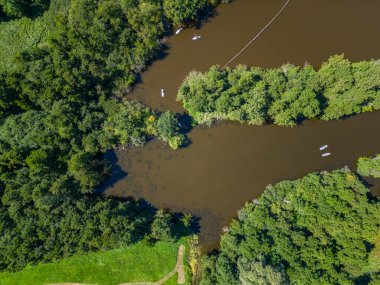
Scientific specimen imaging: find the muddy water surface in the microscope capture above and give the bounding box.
[106,0,380,247]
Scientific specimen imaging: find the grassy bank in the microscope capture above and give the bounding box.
[0,240,187,285]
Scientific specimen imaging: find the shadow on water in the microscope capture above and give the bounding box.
[194,5,219,30]
[363,177,380,197]
[128,44,171,90]
[97,151,128,193]
[178,113,195,148]
[178,113,195,134]
[156,44,170,61]
[99,149,202,236]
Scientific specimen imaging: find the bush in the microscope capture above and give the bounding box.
[357,155,380,178]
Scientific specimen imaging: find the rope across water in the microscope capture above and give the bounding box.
[222,0,291,69]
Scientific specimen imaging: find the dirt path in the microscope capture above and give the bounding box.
[47,245,185,285]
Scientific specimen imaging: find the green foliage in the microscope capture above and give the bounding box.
[0,0,50,19]
[104,100,157,147]
[178,56,380,126]
[268,64,321,126]
[365,231,380,281]
[25,148,55,175]
[168,134,186,150]
[163,0,208,26]
[151,209,175,242]
[319,55,380,119]
[0,0,71,73]
[157,112,179,142]
[156,111,185,149]
[200,169,380,285]
[237,257,288,285]
[67,152,106,192]
[357,154,380,178]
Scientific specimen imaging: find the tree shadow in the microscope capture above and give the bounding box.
[177,113,195,148]
[193,5,219,30]
[96,150,128,193]
[0,1,49,22]
[171,211,201,239]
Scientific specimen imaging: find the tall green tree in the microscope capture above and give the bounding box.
[357,155,380,178]
[163,0,208,26]
[201,169,380,285]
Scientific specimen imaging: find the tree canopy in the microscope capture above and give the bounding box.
[0,0,50,19]
[201,169,380,285]
[357,155,380,178]
[178,55,380,126]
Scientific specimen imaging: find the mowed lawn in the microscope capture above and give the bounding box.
[0,241,184,285]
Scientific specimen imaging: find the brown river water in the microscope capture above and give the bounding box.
[105,0,380,247]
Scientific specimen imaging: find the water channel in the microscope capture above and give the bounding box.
[105,0,380,247]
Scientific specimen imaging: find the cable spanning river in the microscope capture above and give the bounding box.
[105,0,380,248]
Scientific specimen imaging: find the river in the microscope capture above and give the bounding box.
[105,0,380,247]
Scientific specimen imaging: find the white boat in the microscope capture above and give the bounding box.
[192,35,201,40]
[319,145,328,150]
[322,153,331,157]
[161,89,165,97]
[175,27,183,35]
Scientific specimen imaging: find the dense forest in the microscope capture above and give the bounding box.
[357,155,380,179]
[200,169,380,285]
[177,55,380,126]
[0,0,230,272]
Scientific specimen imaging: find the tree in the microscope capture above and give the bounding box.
[357,155,380,178]
[0,0,50,19]
[163,0,208,26]
[156,111,185,149]
[67,152,105,193]
[150,209,174,242]
[238,257,288,285]
[319,55,364,119]
[156,111,178,141]
[200,169,380,284]
[25,148,55,175]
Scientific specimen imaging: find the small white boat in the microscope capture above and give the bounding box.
[161,89,165,98]
[319,145,328,150]
[175,27,183,35]
[192,35,201,41]
[322,153,331,157]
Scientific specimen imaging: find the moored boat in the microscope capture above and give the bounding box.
[175,27,183,35]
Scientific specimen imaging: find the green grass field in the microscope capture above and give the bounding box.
[0,0,71,73]
[0,240,187,285]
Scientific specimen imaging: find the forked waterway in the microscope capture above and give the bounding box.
[105,0,380,247]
